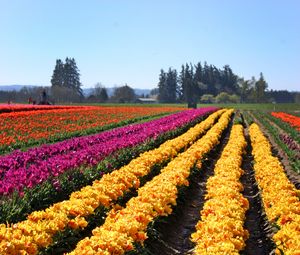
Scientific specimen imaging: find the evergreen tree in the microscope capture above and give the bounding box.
[255,72,268,103]
[178,63,198,107]
[158,69,168,103]
[51,57,83,99]
[157,68,178,103]
[166,68,178,103]
[184,64,197,108]
[155,61,270,104]
[51,59,64,87]
[194,62,206,97]
[208,65,216,91]
[63,58,83,97]
[213,66,222,94]
[178,65,185,102]
[266,90,295,103]
[202,62,209,87]
[222,65,238,93]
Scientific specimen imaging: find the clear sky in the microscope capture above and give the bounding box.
[0,0,299,91]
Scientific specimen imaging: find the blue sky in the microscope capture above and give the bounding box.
[0,0,299,91]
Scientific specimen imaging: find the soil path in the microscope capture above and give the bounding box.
[240,128,275,255]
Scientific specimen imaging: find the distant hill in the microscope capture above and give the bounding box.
[0,85,43,91]
[134,88,151,96]
[0,85,151,97]
[82,87,151,97]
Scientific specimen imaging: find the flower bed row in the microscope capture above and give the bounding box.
[265,112,300,145]
[279,133,300,159]
[0,105,184,151]
[271,112,300,131]
[0,107,217,196]
[0,104,85,114]
[191,124,249,254]
[66,110,233,255]
[249,123,300,254]
[0,109,230,255]
[0,107,214,174]
[0,107,220,224]
[250,111,300,173]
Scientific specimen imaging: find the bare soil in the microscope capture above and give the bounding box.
[240,129,275,255]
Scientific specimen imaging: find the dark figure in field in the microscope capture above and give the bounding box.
[38,90,50,105]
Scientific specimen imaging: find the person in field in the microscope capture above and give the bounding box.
[38,90,50,105]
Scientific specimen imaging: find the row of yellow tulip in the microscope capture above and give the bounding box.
[191,124,249,254]
[66,109,234,255]
[249,123,300,255]
[0,109,227,255]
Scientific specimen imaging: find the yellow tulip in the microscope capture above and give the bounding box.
[0,110,227,255]
[66,110,234,254]
[249,123,300,254]
[191,124,249,254]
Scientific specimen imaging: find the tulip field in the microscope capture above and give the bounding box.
[248,110,300,173]
[0,104,185,152]
[271,112,300,131]
[0,104,299,255]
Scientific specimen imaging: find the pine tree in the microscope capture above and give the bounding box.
[158,69,168,103]
[156,61,269,104]
[178,65,185,102]
[51,58,83,99]
[213,66,221,94]
[64,58,83,96]
[255,72,268,103]
[181,64,197,108]
[51,59,64,87]
[188,64,197,108]
[165,68,178,103]
[194,62,206,97]
[222,65,237,94]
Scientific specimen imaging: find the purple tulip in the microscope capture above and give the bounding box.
[279,133,300,159]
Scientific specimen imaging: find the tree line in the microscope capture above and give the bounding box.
[50,58,138,103]
[3,84,297,105]
[156,62,283,105]
[156,62,300,104]
[0,58,139,104]
[0,84,142,104]
[0,58,299,104]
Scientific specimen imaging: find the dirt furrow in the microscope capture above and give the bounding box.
[240,130,275,255]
